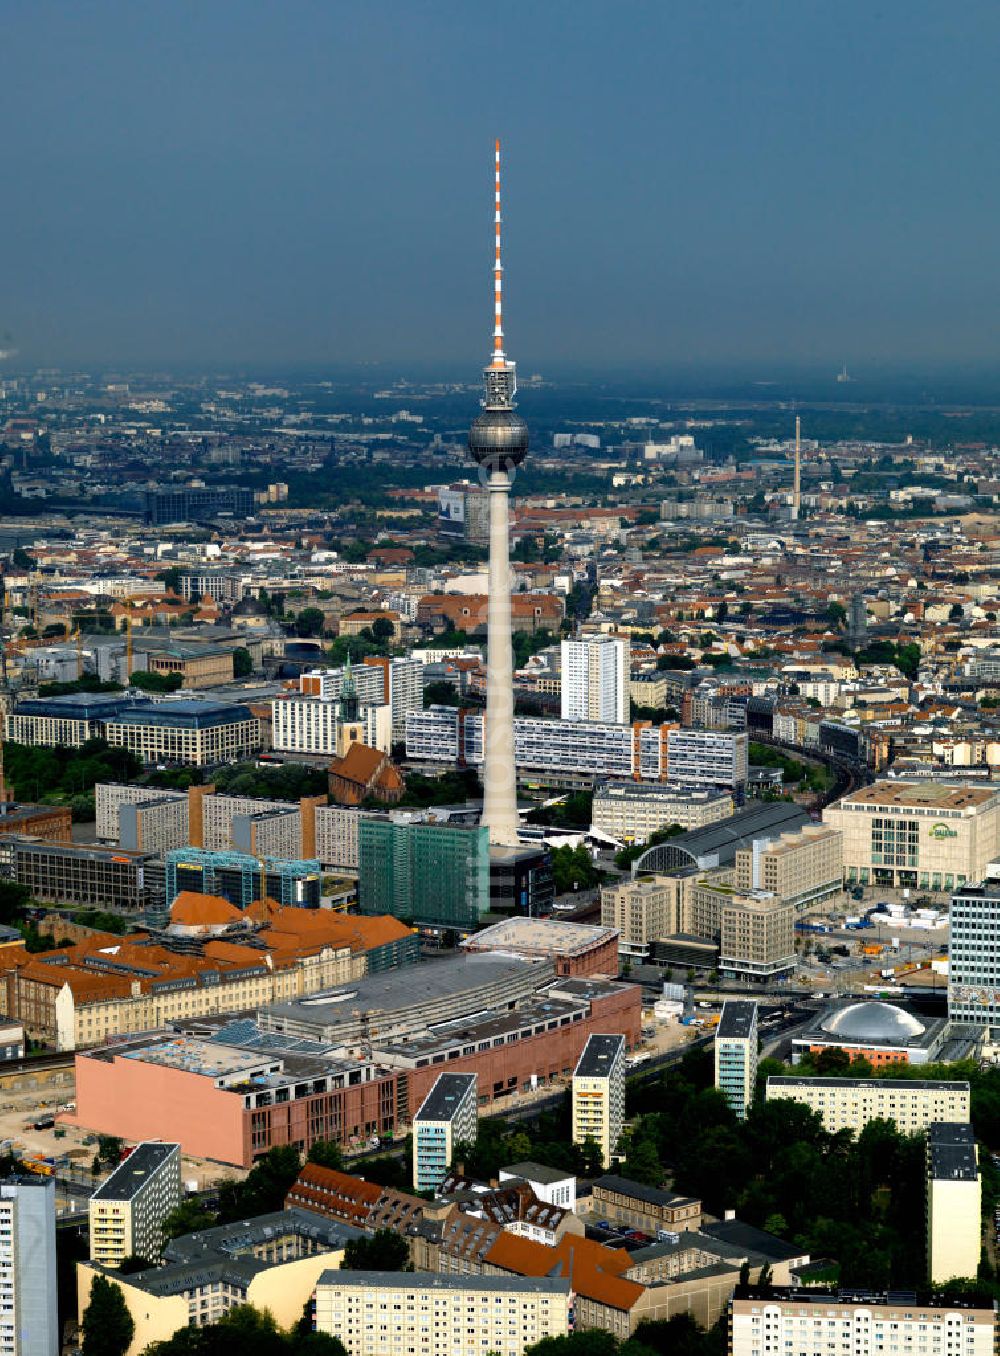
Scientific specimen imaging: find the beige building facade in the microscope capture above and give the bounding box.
[315,1271,570,1356]
[766,1077,970,1135]
[572,1033,625,1168]
[729,1289,996,1356]
[601,876,683,959]
[823,781,1000,893]
[734,825,843,910]
[927,1123,981,1284]
[592,781,732,845]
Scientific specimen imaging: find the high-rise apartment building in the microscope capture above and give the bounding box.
[949,864,1000,1025]
[89,1142,182,1268]
[926,1122,980,1285]
[561,635,629,724]
[714,1001,758,1120]
[572,1033,625,1168]
[0,1176,58,1356]
[412,1072,478,1193]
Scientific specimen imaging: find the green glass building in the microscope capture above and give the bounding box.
[358,818,490,930]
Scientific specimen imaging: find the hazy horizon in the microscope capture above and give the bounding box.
[3,1,1000,374]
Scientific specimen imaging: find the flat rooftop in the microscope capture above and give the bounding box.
[768,1076,969,1093]
[927,1121,978,1182]
[463,916,617,958]
[841,781,999,810]
[317,1270,569,1296]
[262,953,537,1026]
[718,1001,758,1040]
[92,1142,178,1201]
[574,1033,625,1078]
[414,1072,477,1122]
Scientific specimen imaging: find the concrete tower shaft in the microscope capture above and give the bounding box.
[466,139,525,846]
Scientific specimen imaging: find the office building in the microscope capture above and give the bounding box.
[733,824,844,911]
[823,781,1000,893]
[949,864,1000,1025]
[601,876,684,961]
[165,848,321,910]
[366,656,425,742]
[357,818,490,930]
[572,1033,625,1168]
[487,842,554,918]
[314,1272,570,1356]
[729,1288,996,1356]
[412,1072,478,1193]
[144,484,254,525]
[926,1122,980,1284]
[89,1142,182,1268]
[766,1077,970,1135]
[717,891,795,981]
[299,664,386,706]
[0,838,158,914]
[0,803,71,846]
[0,1176,58,1356]
[561,635,629,724]
[78,1210,360,1356]
[592,781,733,845]
[408,709,748,791]
[103,700,261,766]
[5,692,137,748]
[715,1001,759,1120]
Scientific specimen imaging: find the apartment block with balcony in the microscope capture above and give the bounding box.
[572,1033,625,1169]
[89,1142,181,1268]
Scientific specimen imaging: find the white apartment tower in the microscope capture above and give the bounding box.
[561,635,629,724]
[89,1142,182,1268]
[0,1176,58,1356]
[715,1001,759,1120]
[572,1033,626,1168]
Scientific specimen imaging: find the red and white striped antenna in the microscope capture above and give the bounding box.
[491,138,505,367]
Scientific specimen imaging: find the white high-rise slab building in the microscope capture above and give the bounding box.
[0,1176,58,1356]
[561,635,629,723]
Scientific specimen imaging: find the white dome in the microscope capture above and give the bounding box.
[821,1001,925,1042]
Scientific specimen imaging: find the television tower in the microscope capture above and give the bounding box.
[791,416,801,521]
[467,140,527,846]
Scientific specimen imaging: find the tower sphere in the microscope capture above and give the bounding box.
[468,409,529,471]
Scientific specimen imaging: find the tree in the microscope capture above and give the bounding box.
[341,1228,411,1272]
[217,1145,301,1222]
[162,1197,217,1241]
[157,565,184,596]
[81,1274,134,1356]
[423,680,462,709]
[233,647,253,678]
[307,1139,344,1172]
[294,607,326,638]
[117,1254,153,1274]
[130,669,184,693]
[715,601,729,624]
[826,601,847,628]
[371,616,395,643]
[620,1133,662,1186]
[949,602,964,622]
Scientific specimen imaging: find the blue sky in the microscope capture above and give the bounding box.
[2,1,999,373]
